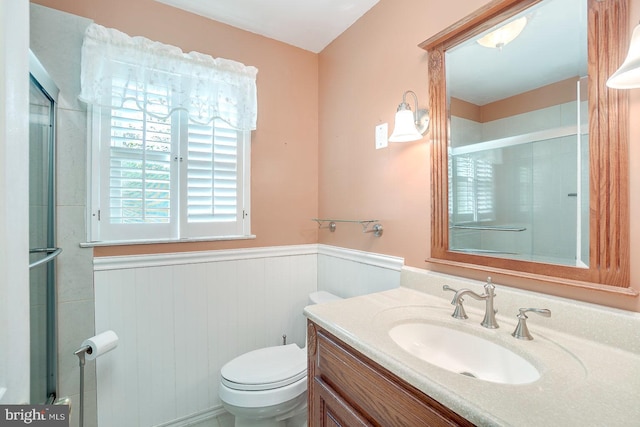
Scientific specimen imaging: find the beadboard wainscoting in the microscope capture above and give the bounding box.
[317,245,403,297]
[93,245,403,426]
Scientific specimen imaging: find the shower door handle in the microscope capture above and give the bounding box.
[29,247,62,269]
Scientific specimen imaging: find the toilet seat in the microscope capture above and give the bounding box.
[221,344,306,391]
[219,344,308,408]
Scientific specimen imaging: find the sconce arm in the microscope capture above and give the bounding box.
[399,90,429,134]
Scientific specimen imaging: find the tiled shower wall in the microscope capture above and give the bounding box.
[30,4,96,427]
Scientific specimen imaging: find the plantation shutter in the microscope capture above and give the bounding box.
[475,158,494,221]
[97,77,177,241]
[182,118,245,237]
[452,155,475,222]
[451,154,495,223]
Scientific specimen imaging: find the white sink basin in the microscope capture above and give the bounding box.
[389,322,540,384]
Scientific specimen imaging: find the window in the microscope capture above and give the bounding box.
[449,154,494,224]
[80,24,257,243]
[90,85,250,242]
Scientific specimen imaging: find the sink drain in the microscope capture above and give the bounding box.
[459,371,477,378]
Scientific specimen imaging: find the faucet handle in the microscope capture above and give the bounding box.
[442,284,457,294]
[442,285,468,319]
[519,308,551,317]
[511,308,551,340]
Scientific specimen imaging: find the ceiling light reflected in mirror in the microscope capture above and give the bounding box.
[477,16,528,50]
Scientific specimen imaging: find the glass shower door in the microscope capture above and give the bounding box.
[28,69,59,404]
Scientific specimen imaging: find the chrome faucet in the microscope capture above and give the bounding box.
[443,277,499,329]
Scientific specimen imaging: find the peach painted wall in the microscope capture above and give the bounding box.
[451,77,582,122]
[31,0,319,257]
[318,0,489,265]
[478,77,583,122]
[318,0,640,312]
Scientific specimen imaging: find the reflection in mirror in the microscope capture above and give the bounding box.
[446,0,589,267]
[421,0,631,290]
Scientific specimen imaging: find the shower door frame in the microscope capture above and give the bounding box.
[29,50,59,404]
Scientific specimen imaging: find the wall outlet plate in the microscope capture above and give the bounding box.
[375,123,388,149]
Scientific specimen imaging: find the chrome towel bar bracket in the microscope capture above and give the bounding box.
[312,219,383,237]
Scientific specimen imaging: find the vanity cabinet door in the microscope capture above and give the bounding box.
[312,377,373,427]
[308,321,475,427]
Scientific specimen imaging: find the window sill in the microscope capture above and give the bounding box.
[80,234,256,248]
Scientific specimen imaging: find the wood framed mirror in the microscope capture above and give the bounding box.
[420,0,633,293]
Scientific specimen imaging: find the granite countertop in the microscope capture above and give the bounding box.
[304,284,640,426]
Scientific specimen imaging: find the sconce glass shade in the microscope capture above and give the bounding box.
[389,108,423,142]
[607,24,640,89]
[388,90,430,143]
[477,17,527,50]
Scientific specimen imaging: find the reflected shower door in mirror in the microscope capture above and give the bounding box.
[446,0,589,267]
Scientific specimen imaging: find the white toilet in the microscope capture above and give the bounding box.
[219,291,342,427]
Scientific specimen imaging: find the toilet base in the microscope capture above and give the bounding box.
[223,392,307,427]
[232,416,306,427]
[282,411,307,427]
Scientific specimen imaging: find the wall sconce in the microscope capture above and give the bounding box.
[607,23,640,88]
[388,90,430,142]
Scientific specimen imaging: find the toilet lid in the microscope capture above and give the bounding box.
[221,344,307,391]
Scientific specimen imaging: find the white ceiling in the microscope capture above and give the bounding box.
[154,0,380,53]
[448,0,587,105]
[156,0,586,105]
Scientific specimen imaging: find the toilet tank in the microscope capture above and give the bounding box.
[308,291,342,305]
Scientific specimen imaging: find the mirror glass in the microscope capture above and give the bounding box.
[445,0,589,267]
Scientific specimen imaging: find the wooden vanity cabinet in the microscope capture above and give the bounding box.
[307,321,475,427]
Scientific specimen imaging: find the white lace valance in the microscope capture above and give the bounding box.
[79,23,258,130]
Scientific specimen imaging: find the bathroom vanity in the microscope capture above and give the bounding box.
[308,322,472,426]
[304,269,640,426]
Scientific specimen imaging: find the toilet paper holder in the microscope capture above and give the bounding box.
[74,331,118,427]
[73,345,90,427]
[74,344,91,360]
